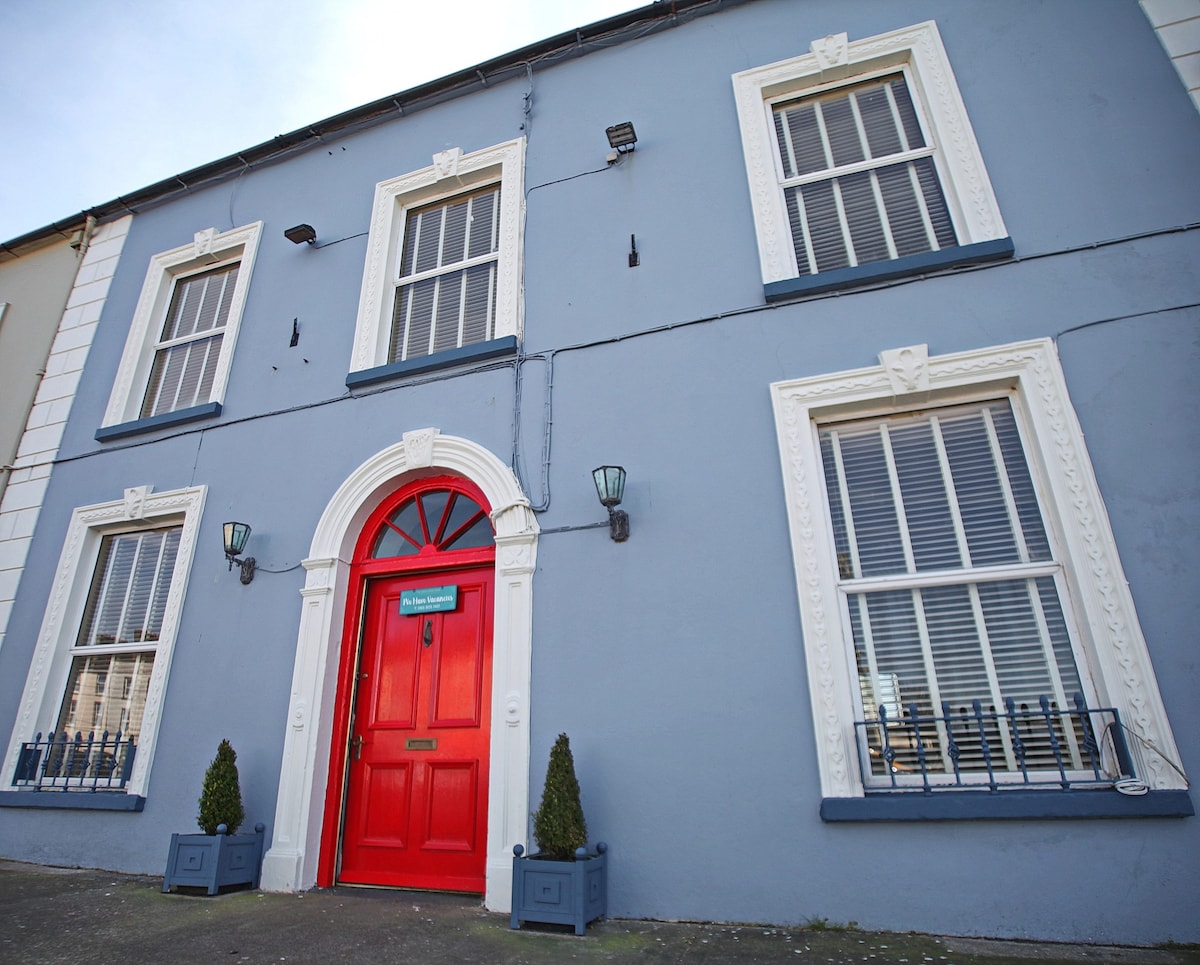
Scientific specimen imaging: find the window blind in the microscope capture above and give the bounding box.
[774,75,957,276]
[141,263,238,417]
[55,527,181,742]
[390,186,500,362]
[821,402,1088,778]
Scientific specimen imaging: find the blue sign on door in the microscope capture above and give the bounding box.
[400,585,458,614]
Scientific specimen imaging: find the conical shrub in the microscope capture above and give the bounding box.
[197,739,245,835]
[532,733,587,860]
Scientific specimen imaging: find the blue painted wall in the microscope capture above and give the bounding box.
[1,0,1197,944]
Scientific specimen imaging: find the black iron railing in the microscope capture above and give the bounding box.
[12,731,136,792]
[855,692,1136,793]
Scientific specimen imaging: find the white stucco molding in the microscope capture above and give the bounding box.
[771,339,1185,797]
[102,221,262,427]
[349,138,526,373]
[732,20,1008,286]
[2,484,206,797]
[261,429,538,912]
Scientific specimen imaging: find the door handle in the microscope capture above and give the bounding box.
[352,734,364,761]
[423,619,433,648]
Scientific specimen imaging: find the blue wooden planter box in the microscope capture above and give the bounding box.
[510,842,608,935]
[162,823,265,895]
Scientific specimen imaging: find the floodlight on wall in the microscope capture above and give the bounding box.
[592,466,630,542]
[605,122,637,153]
[222,521,256,584]
[284,224,316,245]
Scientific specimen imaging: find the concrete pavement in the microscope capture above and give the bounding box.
[1,859,1196,965]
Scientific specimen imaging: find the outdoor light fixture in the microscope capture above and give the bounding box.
[222,521,256,584]
[605,122,637,153]
[592,466,630,542]
[284,224,316,245]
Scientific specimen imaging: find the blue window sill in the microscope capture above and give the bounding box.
[346,336,518,389]
[764,237,1015,303]
[0,790,146,811]
[95,402,222,442]
[821,788,1193,822]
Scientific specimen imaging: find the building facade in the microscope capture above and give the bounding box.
[1,0,1197,945]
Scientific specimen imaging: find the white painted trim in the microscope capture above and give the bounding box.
[0,218,131,662]
[770,339,1184,797]
[101,222,263,426]
[260,429,537,912]
[349,139,526,372]
[1,485,207,797]
[732,20,1008,286]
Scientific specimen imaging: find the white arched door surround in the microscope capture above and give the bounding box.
[259,428,538,911]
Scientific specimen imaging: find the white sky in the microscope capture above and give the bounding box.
[0,0,640,242]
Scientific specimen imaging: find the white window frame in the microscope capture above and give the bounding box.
[101,223,262,429]
[2,485,206,798]
[770,340,1185,798]
[348,139,525,375]
[733,21,1008,289]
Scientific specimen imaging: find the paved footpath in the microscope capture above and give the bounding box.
[1,860,1197,965]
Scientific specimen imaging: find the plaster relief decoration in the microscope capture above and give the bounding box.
[433,147,463,180]
[811,32,849,69]
[403,427,438,468]
[880,344,930,394]
[123,485,152,520]
[193,228,217,260]
[349,138,525,375]
[505,692,522,726]
[770,339,1186,797]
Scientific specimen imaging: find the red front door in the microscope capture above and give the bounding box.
[338,566,493,891]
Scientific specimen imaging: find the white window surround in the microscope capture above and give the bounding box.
[101,222,262,430]
[349,139,525,375]
[260,428,537,914]
[733,20,1009,291]
[2,484,206,799]
[770,339,1185,799]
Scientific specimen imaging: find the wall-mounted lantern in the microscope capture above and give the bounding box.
[592,466,630,542]
[222,521,256,584]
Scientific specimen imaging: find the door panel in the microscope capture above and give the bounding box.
[338,566,493,891]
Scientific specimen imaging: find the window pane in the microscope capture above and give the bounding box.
[889,421,962,571]
[391,186,501,361]
[774,74,958,276]
[369,489,493,557]
[820,94,865,168]
[432,273,464,355]
[466,190,499,260]
[78,529,181,648]
[797,181,849,273]
[462,263,496,344]
[822,402,1049,578]
[832,402,1086,782]
[141,333,223,417]
[399,187,500,280]
[774,101,826,178]
[54,652,156,741]
[160,264,239,342]
[840,172,890,265]
[372,497,423,557]
[857,84,902,158]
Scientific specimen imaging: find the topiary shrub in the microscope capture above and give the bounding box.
[532,733,587,860]
[197,739,245,836]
